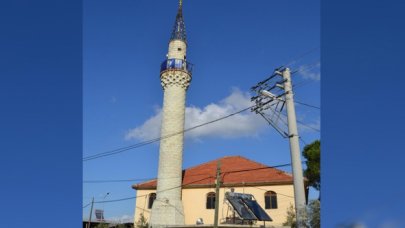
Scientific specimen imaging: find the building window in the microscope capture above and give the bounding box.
[265,191,278,209]
[206,192,216,209]
[148,193,156,209]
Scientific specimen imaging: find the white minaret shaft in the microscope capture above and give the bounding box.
[150,1,191,226]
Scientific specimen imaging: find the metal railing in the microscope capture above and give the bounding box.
[160,58,193,74]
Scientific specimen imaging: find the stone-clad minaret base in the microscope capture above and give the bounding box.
[150,198,185,226]
[150,74,190,227]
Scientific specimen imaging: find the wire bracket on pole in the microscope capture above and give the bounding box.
[251,66,290,138]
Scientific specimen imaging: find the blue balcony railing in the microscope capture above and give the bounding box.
[160,59,193,74]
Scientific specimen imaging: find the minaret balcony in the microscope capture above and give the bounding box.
[160,58,193,75]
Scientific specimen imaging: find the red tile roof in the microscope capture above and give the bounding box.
[132,156,293,190]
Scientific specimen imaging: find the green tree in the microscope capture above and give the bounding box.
[135,213,148,228]
[282,200,320,228]
[302,140,320,191]
[95,223,109,228]
[116,224,131,228]
[307,200,320,228]
[282,203,296,228]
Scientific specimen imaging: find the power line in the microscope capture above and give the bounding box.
[293,80,317,90]
[84,178,153,183]
[250,186,295,198]
[299,137,308,146]
[289,60,320,90]
[84,50,320,163]
[93,175,214,204]
[82,101,317,163]
[84,161,306,185]
[281,47,320,68]
[83,52,320,207]
[85,163,294,184]
[83,105,255,162]
[88,160,310,204]
[94,195,138,204]
[83,138,161,161]
[252,52,319,93]
[251,63,320,135]
[294,100,320,110]
[134,205,151,213]
[83,55,320,163]
[222,162,294,175]
[262,105,318,144]
[84,172,213,184]
[274,108,320,133]
[296,119,320,132]
[291,60,320,75]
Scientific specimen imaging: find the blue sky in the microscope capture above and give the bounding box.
[83,0,320,223]
[3,0,405,227]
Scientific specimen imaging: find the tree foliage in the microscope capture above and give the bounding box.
[282,203,297,228]
[283,200,320,228]
[116,224,131,228]
[135,213,148,228]
[95,223,109,228]
[303,140,320,191]
[307,200,320,228]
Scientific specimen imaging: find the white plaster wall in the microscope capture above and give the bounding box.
[134,189,155,224]
[182,186,295,226]
[136,185,295,227]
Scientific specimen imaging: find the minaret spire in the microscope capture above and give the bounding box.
[170,0,187,43]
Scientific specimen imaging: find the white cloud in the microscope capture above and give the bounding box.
[337,222,367,228]
[351,223,367,228]
[125,109,162,141]
[109,96,117,103]
[379,220,403,228]
[298,62,321,81]
[108,214,134,223]
[125,88,266,141]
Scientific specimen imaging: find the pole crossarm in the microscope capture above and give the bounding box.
[251,67,289,137]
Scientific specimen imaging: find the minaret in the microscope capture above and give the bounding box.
[150,0,191,226]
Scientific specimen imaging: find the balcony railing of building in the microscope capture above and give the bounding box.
[160,58,193,74]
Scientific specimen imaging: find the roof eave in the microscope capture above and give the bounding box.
[133,180,295,190]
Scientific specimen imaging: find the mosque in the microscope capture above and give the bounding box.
[132,1,300,227]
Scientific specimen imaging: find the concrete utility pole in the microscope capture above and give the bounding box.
[214,160,221,228]
[87,197,94,228]
[252,67,307,226]
[280,68,307,226]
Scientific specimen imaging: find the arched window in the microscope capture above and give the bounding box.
[148,193,156,209]
[265,191,278,209]
[206,192,216,209]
